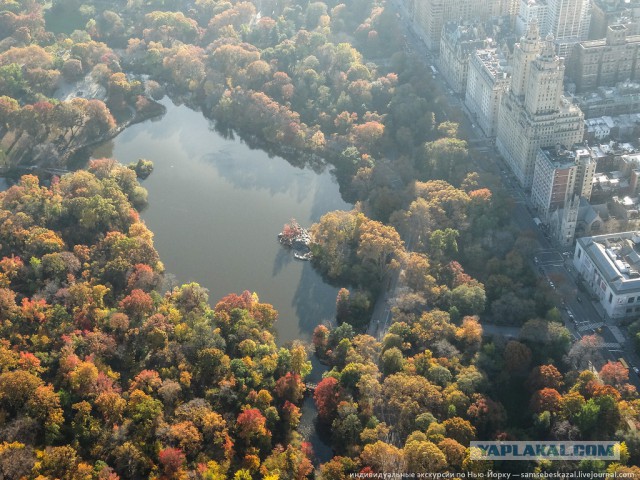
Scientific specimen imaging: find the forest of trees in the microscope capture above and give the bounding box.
[0,164,315,478]
[0,0,639,477]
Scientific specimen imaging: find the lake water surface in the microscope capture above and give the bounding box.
[97,97,351,345]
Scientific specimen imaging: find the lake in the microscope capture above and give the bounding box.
[94,97,352,460]
[96,97,351,345]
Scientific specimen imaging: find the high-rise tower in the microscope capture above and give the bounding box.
[545,0,591,57]
[496,22,585,188]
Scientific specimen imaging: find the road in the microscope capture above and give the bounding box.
[367,232,415,340]
[374,0,640,389]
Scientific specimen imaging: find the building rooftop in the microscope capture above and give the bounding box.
[575,82,640,106]
[539,145,594,168]
[578,231,640,292]
[593,0,640,14]
[474,47,511,79]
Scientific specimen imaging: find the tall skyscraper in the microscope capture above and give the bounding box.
[496,20,585,188]
[545,0,591,57]
[515,0,591,59]
[413,0,505,49]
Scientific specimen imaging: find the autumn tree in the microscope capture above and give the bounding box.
[314,376,342,424]
[599,361,629,387]
[357,218,404,281]
[404,438,447,473]
[360,441,404,473]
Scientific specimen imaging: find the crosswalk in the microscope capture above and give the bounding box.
[577,322,604,332]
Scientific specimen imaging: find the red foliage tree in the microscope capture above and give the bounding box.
[236,408,269,443]
[280,218,302,242]
[126,264,157,292]
[599,361,629,387]
[314,377,342,424]
[158,447,185,479]
[281,401,302,430]
[530,388,562,413]
[119,289,153,319]
[467,394,506,434]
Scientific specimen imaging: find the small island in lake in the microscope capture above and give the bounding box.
[278,218,313,260]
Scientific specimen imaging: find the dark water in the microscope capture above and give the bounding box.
[96,97,351,344]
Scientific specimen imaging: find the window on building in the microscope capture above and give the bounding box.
[578,249,582,258]
[629,297,635,303]
[627,307,633,313]
[609,293,613,303]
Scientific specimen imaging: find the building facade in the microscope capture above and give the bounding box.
[574,82,640,117]
[514,0,591,59]
[496,20,585,188]
[574,231,640,319]
[590,0,640,39]
[546,0,592,58]
[531,146,596,221]
[413,0,504,50]
[516,0,549,36]
[439,22,492,95]
[465,47,512,136]
[571,25,640,92]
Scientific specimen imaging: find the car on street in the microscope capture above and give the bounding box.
[634,366,640,376]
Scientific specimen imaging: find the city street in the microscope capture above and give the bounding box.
[387,0,640,388]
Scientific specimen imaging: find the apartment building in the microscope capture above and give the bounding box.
[496,20,585,188]
[531,146,596,221]
[413,0,505,49]
[465,47,512,136]
[546,0,592,58]
[514,0,590,60]
[574,82,640,117]
[571,24,640,92]
[438,23,492,95]
[590,0,640,39]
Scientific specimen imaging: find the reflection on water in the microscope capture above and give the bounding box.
[104,98,351,344]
